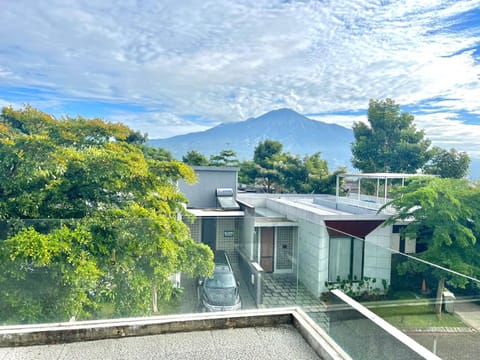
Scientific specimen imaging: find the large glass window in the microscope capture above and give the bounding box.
[328,237,364,282]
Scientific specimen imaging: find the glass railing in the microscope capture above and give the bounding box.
[1,216,478,360]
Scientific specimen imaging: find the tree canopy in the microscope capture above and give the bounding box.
[182,150,209,166]
[209,149,239,167]
[239,139,343,194]
[423,147,470,179]
[384,177,480,313]
[0,105,213,323]
[352,99,431,173]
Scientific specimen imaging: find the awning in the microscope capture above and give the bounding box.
[325,220,384,239]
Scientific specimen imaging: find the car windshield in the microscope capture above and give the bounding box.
[205,272,236,289]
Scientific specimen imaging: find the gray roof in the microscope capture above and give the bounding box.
[0,325,320,360]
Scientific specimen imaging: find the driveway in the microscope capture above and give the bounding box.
[179,265,257,314]
[454,298,480,331]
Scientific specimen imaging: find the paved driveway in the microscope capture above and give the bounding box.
[454,298,480,330]
[179,266,256,314]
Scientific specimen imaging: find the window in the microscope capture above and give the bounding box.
[328,237,364,282]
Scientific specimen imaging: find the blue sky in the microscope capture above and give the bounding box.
[1,1,480,162]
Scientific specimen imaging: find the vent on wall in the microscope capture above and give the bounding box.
[216,188,240,210]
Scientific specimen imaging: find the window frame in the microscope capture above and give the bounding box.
[327,236,365,283]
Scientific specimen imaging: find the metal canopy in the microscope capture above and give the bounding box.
[335,173,426,205]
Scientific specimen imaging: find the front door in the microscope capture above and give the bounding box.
[202,218,216,251]
[260,227,274,273]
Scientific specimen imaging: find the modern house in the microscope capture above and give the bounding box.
[179,167,419,302]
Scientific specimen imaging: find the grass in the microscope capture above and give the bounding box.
[370,301,467,328]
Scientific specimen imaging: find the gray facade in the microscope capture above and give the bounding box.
[178,166,239,209]
[181,168,404,300]
[179,166,243,263]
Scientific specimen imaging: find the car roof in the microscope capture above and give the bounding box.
[213,264,231,273]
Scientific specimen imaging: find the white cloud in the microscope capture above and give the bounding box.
[306,114,367,129]
[309,111,480,159]
[0,0,480,158]
[415,113,480,157]
[106,111,214,139]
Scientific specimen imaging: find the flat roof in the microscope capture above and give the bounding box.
[191,166,239,172]
[1,325,321,360]
[0,309,350,360]
[187,209,245,217]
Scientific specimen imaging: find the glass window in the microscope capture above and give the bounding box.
[328,237,364,282]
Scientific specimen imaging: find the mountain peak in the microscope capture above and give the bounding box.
[148,108,354,169]
[258,108,305,120]
[267,108,301,115]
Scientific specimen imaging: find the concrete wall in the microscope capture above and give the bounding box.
[215,217,240,263]
[178,166,239,208]
[238,202,256,260]
[364,224,393,288]
[265,198,330,297]
[295,219,330,297]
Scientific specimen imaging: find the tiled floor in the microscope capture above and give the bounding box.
[261,273,322,307]
[261,273,329,329]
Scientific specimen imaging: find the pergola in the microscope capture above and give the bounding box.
[335,173,425,204]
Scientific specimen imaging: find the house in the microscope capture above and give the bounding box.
[178,166,244,264]
[179,167,419,302]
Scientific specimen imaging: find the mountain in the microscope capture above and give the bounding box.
[148,108,354,169]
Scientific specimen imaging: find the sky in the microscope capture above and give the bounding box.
[1,0,480,161]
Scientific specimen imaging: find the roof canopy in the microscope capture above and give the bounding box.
[339,173,423,180]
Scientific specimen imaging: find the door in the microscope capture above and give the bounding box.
[260,227,274,273]
[202,218,216,251]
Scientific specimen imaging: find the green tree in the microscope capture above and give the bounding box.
[253,139,283,169]
[0,105,213,323]
[352,99,431,173]
[250,140,283,193]
[302,152,343,194]
[384,177,480,315]
[238,160,258,185]
[275,153,307,193]
[143,146,173,161]
[0,223,102,322]
[209,149,239,167]
[239,140,340,194]
[423,147,470,179]
[182,150,209,166]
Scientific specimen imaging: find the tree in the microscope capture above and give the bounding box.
[253,139,283,169]
[0,223,102,322]
[182,150,209,166]
[0,105,213,323]
[384,177,480,315]
[239,140,341,194]
[302,152,343,194]
[238,160,257,185]
[209,149,239,167]
[275,153,308,193]
[352,99,431,173]
[143,146,173,161]
[423,147,470,179]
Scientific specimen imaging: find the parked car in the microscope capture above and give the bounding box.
[197,250,242,312]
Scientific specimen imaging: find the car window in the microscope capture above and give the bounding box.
[205,273,236,288]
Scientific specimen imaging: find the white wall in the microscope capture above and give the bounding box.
[364,224,393,290]
[266,198,330,297]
